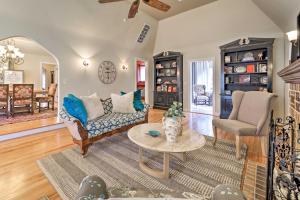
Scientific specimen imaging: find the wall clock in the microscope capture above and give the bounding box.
[98,61,117,84]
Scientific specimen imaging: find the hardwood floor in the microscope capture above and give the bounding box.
[0,109,266,200]
[0,117,59,136]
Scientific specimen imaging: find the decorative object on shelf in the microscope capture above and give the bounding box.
[239,75,250,84]
[258,63,268,73]
[225,56,231,63]
[239,37,250,45]
[170,69,176,76]
[242,52,255,62]
[0,39,25,70]
[98,61,117,84]
[156,64,163,69]
[224,90,231,95]
[235,66,247,73]
[165,62,171,68]
[167,86,172,93]
[172,61,177,68]
[224,66,233,74]
[171,79,177,84]
[258,52,264,60]
[165,69,171,76]
[246,64,255,73]
[157,78,162,84]
[172,87,177,93]
[260,76,268,84]
[251,76,260,84]
[162,101,184,143]
[157,86,162,92]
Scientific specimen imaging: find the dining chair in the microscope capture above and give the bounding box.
[212,91,277,159]
[0,84,9,118]
[36,83,57,112]
[11,84,34,117]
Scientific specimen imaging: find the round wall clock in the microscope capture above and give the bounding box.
[98,61,117,84]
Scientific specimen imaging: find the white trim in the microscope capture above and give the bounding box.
[188,58,218,116]
[0,123,65,142]
[134,57,149,104]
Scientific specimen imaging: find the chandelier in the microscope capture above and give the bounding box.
[0,39,24,68]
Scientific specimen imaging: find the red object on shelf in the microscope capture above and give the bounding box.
[247,64,255,73]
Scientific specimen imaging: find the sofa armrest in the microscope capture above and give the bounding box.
[59,108,88,141]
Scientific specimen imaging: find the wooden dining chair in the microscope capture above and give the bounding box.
[36,83,57,112]
[0,84,9,118]
[11,84,34,117]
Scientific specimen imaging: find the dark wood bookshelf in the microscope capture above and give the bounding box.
[153,51,183,109]
[219,38,274,118]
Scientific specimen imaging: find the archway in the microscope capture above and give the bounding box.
[0,36,60,126]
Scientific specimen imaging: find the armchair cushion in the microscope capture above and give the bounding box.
[212,118,257,136]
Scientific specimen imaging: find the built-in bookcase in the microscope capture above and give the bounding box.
[220,38,274,118]
[153,51,183,109]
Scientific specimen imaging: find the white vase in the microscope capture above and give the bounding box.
[162,117,182,143]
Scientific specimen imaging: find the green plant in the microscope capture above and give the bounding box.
[164,101,185,118]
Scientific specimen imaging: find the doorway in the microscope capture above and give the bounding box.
[190,59,214,115]
[135,59,146,101]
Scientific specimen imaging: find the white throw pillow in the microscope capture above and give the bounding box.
[111,92,136,113]
[80,93,105,120]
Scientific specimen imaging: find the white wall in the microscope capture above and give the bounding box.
[154,0,286,116]
[14,53,56,90]
[0,0,158,106]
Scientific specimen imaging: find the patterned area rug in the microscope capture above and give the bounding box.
[38,133,247,200]
[0,109,57,126]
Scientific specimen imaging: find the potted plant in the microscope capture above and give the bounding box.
[162,101,185,143]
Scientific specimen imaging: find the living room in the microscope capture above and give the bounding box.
[0,0,299,199]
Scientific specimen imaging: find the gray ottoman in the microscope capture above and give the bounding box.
[212,184,246,200]
[75,175,109,200]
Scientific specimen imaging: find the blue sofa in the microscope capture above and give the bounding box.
[60,98,149,156]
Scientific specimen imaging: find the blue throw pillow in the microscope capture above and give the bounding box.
[120,90,144,111]
[63,94,88,127]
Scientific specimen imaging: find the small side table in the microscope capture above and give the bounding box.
[212,184,246,200]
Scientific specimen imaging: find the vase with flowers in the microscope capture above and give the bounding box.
[162,101,185,143]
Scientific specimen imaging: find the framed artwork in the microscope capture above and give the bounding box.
[258,64,267,73]
[4,70,24,84]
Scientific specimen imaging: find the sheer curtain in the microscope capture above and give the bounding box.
[192,60,213,92]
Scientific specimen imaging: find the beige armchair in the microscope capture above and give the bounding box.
[212,91,277,159]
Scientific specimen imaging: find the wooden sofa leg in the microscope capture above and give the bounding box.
[213,125,217,146]
[80,143,90,158]
[236,135,241,159]
[260,136,268,157]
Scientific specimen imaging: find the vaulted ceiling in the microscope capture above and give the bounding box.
[135,0,217,20]
[251,0,300,32]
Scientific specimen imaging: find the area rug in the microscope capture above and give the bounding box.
[38,133,247,200]
[0,109,57,126]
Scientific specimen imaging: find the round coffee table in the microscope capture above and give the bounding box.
[128,123,206,179]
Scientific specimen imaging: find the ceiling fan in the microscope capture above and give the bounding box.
[98,0,171,19]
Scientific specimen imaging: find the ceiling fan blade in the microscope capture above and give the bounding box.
[128,0,140,18]
[142,0,170,12]
[98,0,124,3]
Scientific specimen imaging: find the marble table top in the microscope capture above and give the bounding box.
[128,123,206,153]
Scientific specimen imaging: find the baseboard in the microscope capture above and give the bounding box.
[0,123,65,142]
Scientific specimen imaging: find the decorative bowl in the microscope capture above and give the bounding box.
[147,130,160,137]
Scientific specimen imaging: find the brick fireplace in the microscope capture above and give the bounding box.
[289,83,300,124]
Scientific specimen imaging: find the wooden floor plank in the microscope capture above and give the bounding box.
[0,109,266,200]
[0,117,59,136]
